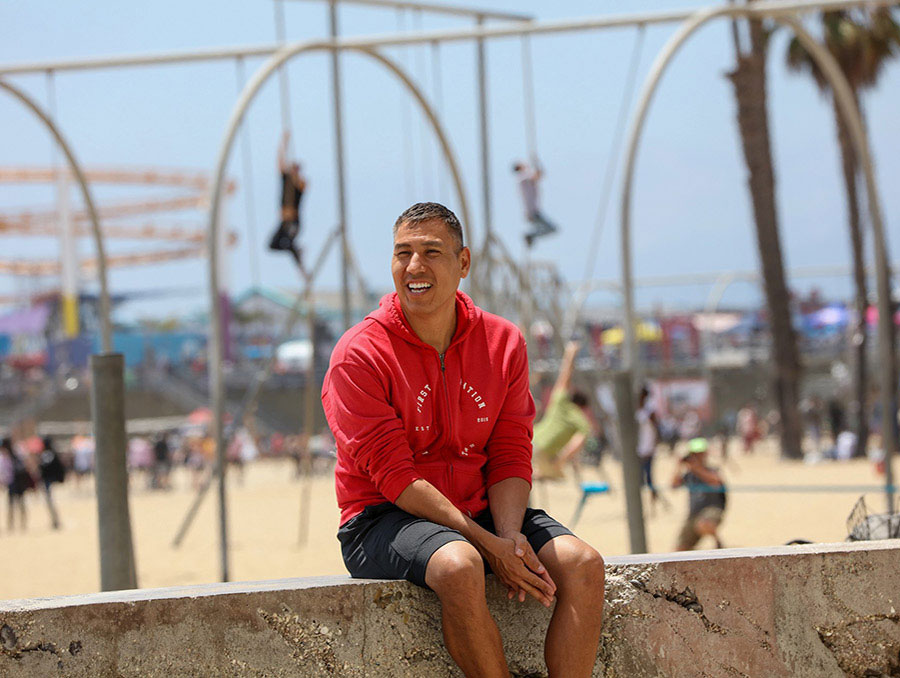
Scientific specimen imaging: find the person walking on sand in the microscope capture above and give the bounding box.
[1,437,33,531]
[737,402,761,454]
[38,436,65,529]
[637,385,668,513]
[322,202,605,678]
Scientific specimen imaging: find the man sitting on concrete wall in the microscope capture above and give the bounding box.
[322,202,605,678]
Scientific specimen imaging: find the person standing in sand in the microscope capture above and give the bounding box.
[636,385,667,513]
[322,202,605,678]
[532,340,593,480]
[672,437,727,550]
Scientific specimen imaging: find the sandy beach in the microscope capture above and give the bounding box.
[0,437,891,602]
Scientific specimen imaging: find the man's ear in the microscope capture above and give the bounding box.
[459,247,471,278]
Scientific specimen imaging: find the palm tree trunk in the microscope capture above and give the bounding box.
[727,17,804,459]
[832,92,869,455]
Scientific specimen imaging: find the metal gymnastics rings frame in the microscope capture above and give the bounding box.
[204,41,473,581]
[618,2,896,505]
[0,78,112,352]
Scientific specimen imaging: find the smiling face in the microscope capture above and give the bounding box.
[391,217,470,330]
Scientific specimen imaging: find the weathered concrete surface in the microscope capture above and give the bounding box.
[1,540,899,677]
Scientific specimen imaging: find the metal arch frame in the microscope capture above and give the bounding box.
[0,79,112,352]
[618,4,896,502]
[205,41,472,581]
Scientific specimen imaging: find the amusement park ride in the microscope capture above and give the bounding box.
[0,166,237,319]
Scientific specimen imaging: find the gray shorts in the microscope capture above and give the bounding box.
[337,503,573,589]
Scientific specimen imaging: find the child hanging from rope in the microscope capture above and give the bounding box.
[269,130,307,265]
[512,160,558,248]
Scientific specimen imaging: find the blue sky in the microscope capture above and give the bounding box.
[1,0,899,323]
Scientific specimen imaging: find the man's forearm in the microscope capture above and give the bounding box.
[395,479,498,552]
[487,477,531,537]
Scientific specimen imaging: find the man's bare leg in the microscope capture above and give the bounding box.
[425,541,510,678]
[538,535,605,678]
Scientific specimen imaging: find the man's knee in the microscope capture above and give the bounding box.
[425,541,485,601]
[567,543,605,591]
[542,537,605,595]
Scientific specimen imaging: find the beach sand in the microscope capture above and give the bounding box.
[0,437,891,601]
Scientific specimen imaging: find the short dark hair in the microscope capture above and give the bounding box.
[571,390,589,408]
[393,202,464,252]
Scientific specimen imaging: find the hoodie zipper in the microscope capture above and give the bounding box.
[439,350,459,509]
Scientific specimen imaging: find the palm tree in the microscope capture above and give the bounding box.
[786,7,900,456]
[727,9,804,459]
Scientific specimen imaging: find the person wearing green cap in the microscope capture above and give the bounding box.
[671,437,727,550]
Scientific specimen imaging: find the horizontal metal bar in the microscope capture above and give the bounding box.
[1,0,891,76]
[577,262,900,293]
[288,0,532,21]
[0,44,281,76]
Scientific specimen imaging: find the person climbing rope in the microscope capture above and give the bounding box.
[512,160,558,248]
[269,130,307,265]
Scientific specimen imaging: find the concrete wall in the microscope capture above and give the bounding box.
[1,540,899,677]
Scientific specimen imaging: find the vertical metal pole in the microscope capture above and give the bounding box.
[475,14,491,302]
[210,185,230,582]
[328,1,352,331]
[58,171,80,338]
[235,57,262,291]
[298,289,316,547]
[620,192,637,378]
[90,353,137,591]
[0,78,111,352]
[611,370,647,553]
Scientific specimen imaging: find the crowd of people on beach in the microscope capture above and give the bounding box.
[0,425,337,534]
[528,360,893,552]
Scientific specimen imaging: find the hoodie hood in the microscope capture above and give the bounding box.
[368,290,480,349]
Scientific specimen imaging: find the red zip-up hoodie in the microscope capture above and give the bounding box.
[322,291,535,525]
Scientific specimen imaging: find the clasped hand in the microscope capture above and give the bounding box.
[483,532,556,607]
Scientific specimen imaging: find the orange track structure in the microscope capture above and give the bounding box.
[0,166,238,276]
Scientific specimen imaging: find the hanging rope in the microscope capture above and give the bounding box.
[46,70,58,166]
[41,70,59,301]
[412,9,434,198]
[397,8,416,202]
[430,40,447,203]
[520,33,539,165]
[561,24,646,339]
[273,0,294,144]
[235,57,262,291]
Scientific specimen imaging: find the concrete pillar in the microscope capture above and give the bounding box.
[612,370,647,553]
[90,353,137,591]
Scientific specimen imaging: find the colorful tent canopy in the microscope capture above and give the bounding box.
[0,304,51,334]
[601,322,662,345]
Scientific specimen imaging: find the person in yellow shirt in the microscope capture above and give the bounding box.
[533,341,593,479]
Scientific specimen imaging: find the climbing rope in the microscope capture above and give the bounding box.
[234,57,262,290]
